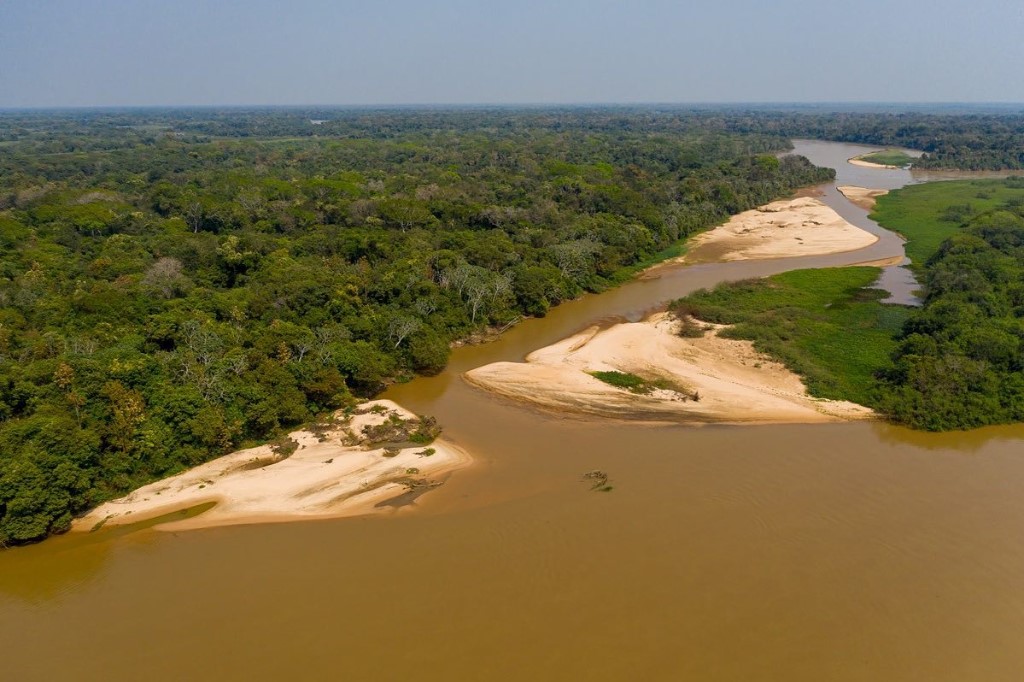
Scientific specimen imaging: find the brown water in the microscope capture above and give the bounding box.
[3,141,1024,682]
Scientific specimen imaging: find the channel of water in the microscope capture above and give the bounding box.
[3,141,1023,682]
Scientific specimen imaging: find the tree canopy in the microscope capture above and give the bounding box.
[0,108,835,545]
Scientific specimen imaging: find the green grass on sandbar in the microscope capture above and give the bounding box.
[871,177,1024,268]
[588,370,651,393]
[858,149,915,167]
[671,267,911,407]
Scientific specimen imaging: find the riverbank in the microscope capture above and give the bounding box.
[838,185,889,211]
[466,195,888,424]
[464,312,873,424]
[71,400,472,532]
[679,196,878,264]
[67,188,870,536]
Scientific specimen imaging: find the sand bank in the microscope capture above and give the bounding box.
[681,197,878,264]
[464,313,874,424]
[72,401,471,532]
[838,185,889,211]
[848,157,901,170]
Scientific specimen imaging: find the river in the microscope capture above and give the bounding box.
[3,141,1024,682]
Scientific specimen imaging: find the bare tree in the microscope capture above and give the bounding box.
[184,200,205,234]
[549,239,601,284]
[181,321,223,367]
[293,334,313,363]
[312,324,349,365]
[69,337,99,356]
[143,257,188,298]
[388,315,422,349]
[237,188,265,215]
[412,298,437,317]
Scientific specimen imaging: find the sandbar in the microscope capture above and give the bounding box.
[838,185,890,211]
[848,157,903,169]
[464,313,874,424]
[681,197,878,264]
[72,400,471,532]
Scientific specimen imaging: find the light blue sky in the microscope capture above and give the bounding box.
[1,0,1022,107]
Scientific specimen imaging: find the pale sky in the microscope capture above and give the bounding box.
[1,0,1023,108]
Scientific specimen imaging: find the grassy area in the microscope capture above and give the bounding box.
[588,370,695,398]
[857,149,915,167]
[672,267,911,406]
[589,370,651,392]
[871,177,1024,267]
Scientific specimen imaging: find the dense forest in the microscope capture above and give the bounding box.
[0,109,836,545]
[875,180,1024,429]
[719,109,1024,170]
[4,106,1023,545]
[672,177,1024,432]
[4,106,1022,169]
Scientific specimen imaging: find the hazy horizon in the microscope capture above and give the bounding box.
[2,0,1023,108]
[3,102,1024,113]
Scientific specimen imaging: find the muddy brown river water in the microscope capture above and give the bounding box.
[3,141,1023,682]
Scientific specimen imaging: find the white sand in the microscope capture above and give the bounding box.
[72,400,471,532]
[838,185,890,211]
[465,314,874,425]
[682,197,878,263]
[848,157,903,169]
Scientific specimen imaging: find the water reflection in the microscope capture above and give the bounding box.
[0,503,220,602]
[0,531,112,603]
[873,259,923,306]
[872,421,1024,454]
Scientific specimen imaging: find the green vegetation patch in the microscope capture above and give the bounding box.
[871,177,1024,267]
[587,370,694,399]
[858,149,915,168]
[589,370,657,394]
[672,267,911,407]
[875,208,1024,430]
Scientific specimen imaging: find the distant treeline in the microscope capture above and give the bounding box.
[722,111,1024,170]
[0,111,833,544]
[875,179,1024,429]
[4,106,1023,169]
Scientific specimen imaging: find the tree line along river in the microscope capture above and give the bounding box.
[2,140,1023,682]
